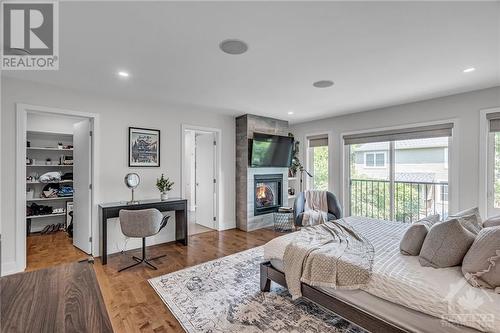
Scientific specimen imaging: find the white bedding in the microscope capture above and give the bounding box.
[263,217,500,333]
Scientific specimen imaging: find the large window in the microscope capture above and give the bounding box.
[345,123,453,222]
[486,113,500,215]
[307,135,329,191]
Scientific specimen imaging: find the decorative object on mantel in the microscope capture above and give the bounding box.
[149,247,362,333]
[129,127,160,167]
[124,173,140,204]
[156,173,174,201]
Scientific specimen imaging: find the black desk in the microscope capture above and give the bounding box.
[99,198,187,265]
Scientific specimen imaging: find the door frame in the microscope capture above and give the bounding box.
[15,104,99,273]
[181,124,221,230]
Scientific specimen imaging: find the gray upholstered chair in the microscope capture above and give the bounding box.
[118,208,170,272]
[293,191,343,227]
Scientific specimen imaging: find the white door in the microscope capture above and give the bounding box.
[73,119,92,253]
[195,132,216,229]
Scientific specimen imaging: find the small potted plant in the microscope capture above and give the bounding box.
[156,174,174,200]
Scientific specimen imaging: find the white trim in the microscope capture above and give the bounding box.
[181,124,221,231]
[303,130,333,192]
[479,107,500,218]
[340,118,460,217]
[9,104,99,276]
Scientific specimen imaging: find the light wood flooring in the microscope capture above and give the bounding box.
[26,228,282,332]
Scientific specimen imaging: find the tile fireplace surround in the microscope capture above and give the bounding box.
[235,114,289,231]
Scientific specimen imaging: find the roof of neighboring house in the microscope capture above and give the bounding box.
[355,137,448,152]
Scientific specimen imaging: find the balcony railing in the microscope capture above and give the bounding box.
[350,179,448,223]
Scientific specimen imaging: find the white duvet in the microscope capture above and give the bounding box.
[264,217,500,333]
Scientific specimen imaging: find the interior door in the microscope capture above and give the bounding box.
[195,132,215,229]
[73,119,92,253]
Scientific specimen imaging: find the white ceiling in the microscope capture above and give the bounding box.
[4,1,500,123]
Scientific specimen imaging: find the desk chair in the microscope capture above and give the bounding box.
[118,208,170,272]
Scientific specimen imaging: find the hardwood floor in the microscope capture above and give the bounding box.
[26,228,282,333]
[26,231,89,271]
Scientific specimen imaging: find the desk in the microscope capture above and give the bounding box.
[1,262,113,332]
[99,198,187,265]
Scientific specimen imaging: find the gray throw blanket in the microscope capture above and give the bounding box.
[283,220,375,299]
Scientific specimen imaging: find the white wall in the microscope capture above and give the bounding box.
[291,87,500,214]
[1,77,236,274]
[27,113,84,134]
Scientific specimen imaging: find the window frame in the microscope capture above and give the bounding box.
[305,132,331,192]
[341,119,459,219]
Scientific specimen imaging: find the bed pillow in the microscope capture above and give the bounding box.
[483,215,500,228]
[462,227,500,293]
[419,219,475,268]
[400,215,440,256]
[448,207,482,235]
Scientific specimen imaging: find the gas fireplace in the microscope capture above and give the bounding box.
[254,174,283,216]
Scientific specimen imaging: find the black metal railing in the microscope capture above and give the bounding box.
[350,179,448,223]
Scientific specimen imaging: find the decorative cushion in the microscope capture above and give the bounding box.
[419,219,475,268]
[462,227,500,293]
[483,215,500,228]
[400,215,440,256]
[448,207,482,235]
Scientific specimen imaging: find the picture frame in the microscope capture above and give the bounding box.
[128,127,160,167]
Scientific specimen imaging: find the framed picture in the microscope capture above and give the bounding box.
[128,127,160,167]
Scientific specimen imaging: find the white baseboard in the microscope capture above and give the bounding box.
[1,260,23,277]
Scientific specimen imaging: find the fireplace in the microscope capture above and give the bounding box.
[254,174,283,216]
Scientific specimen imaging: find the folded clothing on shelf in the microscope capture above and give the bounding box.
[61,172,73,180]
[27,203,53,216]
[39,171,62,183]
[42,183,60,198]
[58,185,74,197]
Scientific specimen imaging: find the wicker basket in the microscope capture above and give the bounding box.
[273,211,295,232]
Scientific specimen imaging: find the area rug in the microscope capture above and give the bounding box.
[148,247,365,333]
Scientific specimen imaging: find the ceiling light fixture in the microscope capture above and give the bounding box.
[287,111,294,115]
[219,39,248,55]
[463,67,476,73]
[313,80,334,88]
[118,71,130,78]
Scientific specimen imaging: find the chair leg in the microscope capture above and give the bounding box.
[118,260,142,272]
[118,237,167,272]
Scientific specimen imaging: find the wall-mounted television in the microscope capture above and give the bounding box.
[249,133,294,168]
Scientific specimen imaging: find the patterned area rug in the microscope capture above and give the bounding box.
[149,247,365,333]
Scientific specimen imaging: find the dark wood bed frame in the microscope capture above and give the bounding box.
[260,261,408,333]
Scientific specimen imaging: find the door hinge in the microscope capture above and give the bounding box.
[213,140,217,146]
[89,236,92,242]
[89,183,92,190]
[213,178,217,184]
[89,130,93,137]
[213,216,216,221]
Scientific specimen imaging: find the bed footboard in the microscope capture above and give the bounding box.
[259,261,407,333]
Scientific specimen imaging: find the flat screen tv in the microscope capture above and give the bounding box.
[250,133,294,168]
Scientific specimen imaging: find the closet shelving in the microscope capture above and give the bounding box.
[26,131,74,233]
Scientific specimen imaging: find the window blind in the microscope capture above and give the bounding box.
[308,134,328,147]
[343,123,453,145]
[487,112,500,132]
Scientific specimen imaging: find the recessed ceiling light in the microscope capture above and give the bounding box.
[118,71,130,78]
[313,80,334,88]
[219,39,248,55]
[287,111,294,115]
[463,67,476,73]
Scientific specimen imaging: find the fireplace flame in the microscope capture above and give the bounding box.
[256,184,267,200]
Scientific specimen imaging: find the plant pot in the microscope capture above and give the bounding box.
[160,192,169,201]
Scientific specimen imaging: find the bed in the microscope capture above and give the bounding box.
[261,217,500,333]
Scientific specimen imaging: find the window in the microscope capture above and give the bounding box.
[364,152,386,168]
[486,112,500,214]
[345,123,453,222]
[307,135,329,191]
